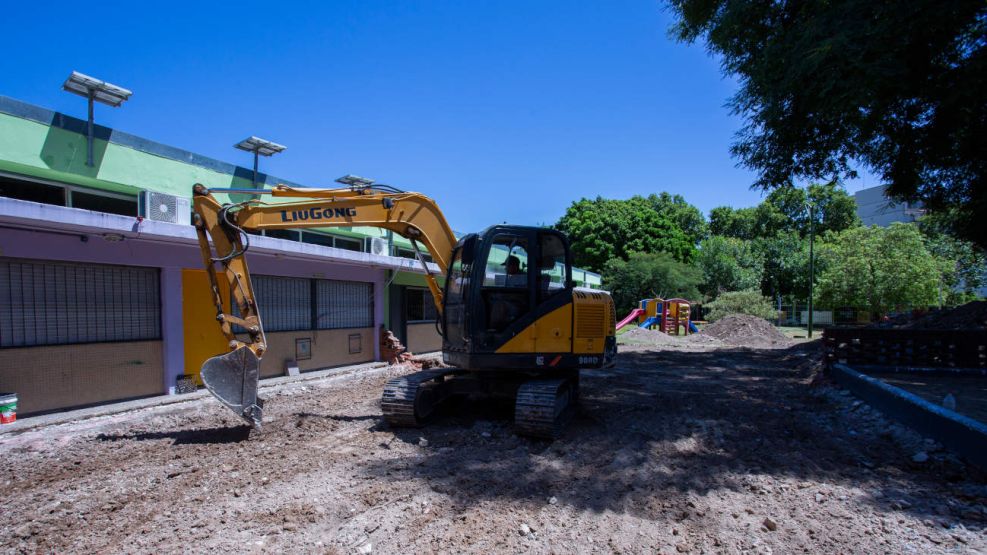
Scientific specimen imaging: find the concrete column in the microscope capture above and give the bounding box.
[160,267,185,392]
[373,269,386,361]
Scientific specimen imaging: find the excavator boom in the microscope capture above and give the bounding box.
[191,182,458,428]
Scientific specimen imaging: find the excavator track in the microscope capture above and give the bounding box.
[514,377,577,439]
[381,369,456,427]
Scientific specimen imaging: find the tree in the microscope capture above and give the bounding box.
[815,224,942,316]
[704,289,777,322]
[669,0,987,250]
[603,252,702,311]
[756,231,813,301]
[708,206,758,240]
[918,215,987,304]
[555,196,697,272]
[710,183,859,241]
[696,235,763,298]
[646,192,708,245]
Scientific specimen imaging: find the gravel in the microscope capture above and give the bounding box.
[1,346,984,553]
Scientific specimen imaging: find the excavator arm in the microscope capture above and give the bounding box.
[190,181,458,428]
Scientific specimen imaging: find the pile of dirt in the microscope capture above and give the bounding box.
[901,301,987,330]
[700,313,793,348]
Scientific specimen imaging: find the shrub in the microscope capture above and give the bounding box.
[704,289,776,322]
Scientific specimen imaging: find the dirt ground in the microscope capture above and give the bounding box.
[2,341,986,554]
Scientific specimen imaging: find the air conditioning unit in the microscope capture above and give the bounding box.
[139,191,191,225]
[368,237,389,256]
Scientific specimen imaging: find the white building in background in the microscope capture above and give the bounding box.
[854,185,925,226]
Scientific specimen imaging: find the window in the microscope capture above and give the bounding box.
[484,235,529,288]
[71,191,138,217]
[397,247,434,263]
[0,259,161,347]
[301,231,335,248]
[316,279,374,329]
[0,176,65,206]
[538,233,569,301]
[333,236,363,252]
[251,275,311,331]
[264,229,301,242]
[406,287,438,322]
[482,234,530,332]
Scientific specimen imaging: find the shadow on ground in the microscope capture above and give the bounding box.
[361,343,987,528]
[96,425,253,445]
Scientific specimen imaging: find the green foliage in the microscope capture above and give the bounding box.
[918,215,987,303]
[668,0,987,250]
[555,196,698,272]
[696,235,763,298]
[603,252,702,312]
[646,192,708,244]
[756,231,814,300]
[709,206,758,240]
[815,224,942,315]
[709,183,859,241]
[704,289,777,322]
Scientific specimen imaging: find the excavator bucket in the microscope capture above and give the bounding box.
[201,347,264,429]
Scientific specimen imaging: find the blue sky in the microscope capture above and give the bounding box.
[1,1,874,232]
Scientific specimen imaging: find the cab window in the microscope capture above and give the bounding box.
[484,236,529,288]
[481,234,530,332]
[538,233,569,302]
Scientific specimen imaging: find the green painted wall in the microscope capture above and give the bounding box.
[0,113,246,199]
[0,106,600,287]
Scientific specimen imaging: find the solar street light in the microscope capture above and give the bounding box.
[235,136,286,186]
[62,71,133,167]
[335,175,375,188]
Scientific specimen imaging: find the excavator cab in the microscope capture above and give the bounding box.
[441,226,614,371]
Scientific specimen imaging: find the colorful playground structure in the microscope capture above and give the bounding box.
[616,298,699,335]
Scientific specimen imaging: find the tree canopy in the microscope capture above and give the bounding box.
[709,183,859,241]
[645,192,708,245]
[669,0,987,250]
[696,235,763,298]
[815,223,943,315]
[555,196,698,272]
[603,252,702,311]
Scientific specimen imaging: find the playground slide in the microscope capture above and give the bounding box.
[639,316,660,329]
[689,321,699,333]
[616,308,645,330]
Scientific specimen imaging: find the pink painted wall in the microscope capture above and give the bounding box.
[0,225,385,392]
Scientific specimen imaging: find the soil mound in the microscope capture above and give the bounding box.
[700,314,792,348]
[901,301,987,330]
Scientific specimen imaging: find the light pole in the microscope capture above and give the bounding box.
[62,71,132,167]
[234,136,286,187]
[806,201,816,338]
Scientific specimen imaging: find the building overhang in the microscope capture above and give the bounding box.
[0,197,441,274]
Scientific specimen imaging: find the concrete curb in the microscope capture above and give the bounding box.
[0,358,429,436]
[829,363,987,468]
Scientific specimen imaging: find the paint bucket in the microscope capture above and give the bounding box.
[0,393,17,424]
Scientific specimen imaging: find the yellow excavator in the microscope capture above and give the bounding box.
[191,177,616,438]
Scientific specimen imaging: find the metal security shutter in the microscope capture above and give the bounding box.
[0,258,161,347]
[252,275,311,332]
[316,279,373,329]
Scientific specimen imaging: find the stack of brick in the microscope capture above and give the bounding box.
[379,328,414,365]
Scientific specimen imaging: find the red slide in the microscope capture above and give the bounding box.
[616,308,645,330]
